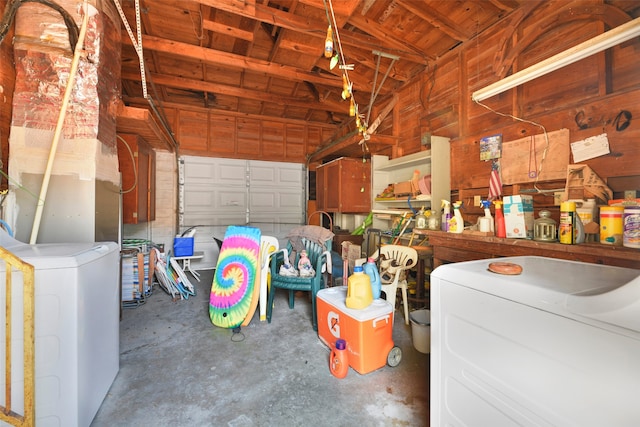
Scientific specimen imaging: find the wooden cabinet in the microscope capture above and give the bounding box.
[371,136,450,229]
[316,157,371,213]
[117,134,156,224]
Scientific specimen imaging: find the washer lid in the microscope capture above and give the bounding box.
[431,256,640,331]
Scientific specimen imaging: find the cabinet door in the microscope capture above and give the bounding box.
[324,161,341,211]
[315,164,325,210]
[317,158,371,213]
[339,159,370,213]
[117,134,156,224]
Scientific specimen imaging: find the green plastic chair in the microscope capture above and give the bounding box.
[267,232,332,331]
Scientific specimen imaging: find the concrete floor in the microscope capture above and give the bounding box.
[91,269,430,427]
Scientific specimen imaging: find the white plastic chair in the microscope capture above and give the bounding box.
[259,236,279,322]
[365,245,418,325]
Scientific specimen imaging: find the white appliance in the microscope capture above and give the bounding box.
[430,256,640,427]
[0,230,120,427]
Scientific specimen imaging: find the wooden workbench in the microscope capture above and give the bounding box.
[421,230,640,270]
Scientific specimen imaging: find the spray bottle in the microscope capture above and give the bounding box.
[494,200,506,238]
[478,200,494,233]
[448,201,464,234]
[441,200,451,232]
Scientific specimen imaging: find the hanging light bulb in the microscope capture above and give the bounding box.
[324,26,333,58]
[349,98,356,116]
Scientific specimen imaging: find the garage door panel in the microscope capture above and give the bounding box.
[181,212,245,227]
[250,160,303,187]
[250,212,304,224]
[249,187,303,211]
[182,156,304,228]
[184,185,247,212]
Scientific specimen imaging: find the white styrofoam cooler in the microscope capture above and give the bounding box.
[430,256,640,427]
[0,231,120,426]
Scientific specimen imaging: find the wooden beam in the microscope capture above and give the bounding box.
[123,34,344,89]
[202,19,255,42]
[121,71,349,114]
[196,0,428,65]
[397,0,472,41]
[116,103,175,152]
[307,131,398,163]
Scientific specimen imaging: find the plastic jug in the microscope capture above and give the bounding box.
[330,338,348,379]
[345,265,372,309]
[363,257,381,299]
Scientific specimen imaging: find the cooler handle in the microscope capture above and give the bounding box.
[373,315,390,328]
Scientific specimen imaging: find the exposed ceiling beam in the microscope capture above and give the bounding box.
[397,0,472,41]
[202,18,255,42]
[122,34,346,89]
[196,0,428,65]
[121,71,349,114]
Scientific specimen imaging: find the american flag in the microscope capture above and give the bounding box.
[488,160,502,200]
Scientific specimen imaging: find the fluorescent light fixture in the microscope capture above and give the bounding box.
[472,17,640,102]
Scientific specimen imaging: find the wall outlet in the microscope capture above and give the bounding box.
[474,195,481,206]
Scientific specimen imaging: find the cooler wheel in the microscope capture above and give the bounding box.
[387,346,402,367]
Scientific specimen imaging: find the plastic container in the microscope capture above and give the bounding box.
[559,201,577,244]
[173,236,194,256]
[494,200,506,238]
[409,309,431,354]
[363,258,382,299]
[570,199,597,225]
[329,338,349,379]
[600,206,624,246]
[317,287,395,374]
[448,201,464,234]
[623,206,640,248]
[346,265,373,309]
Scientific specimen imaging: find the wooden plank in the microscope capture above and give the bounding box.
[116,103,175,152]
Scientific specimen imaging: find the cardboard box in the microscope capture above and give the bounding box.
[317,287,395,374]
[341,241,361,275]
[503,195,534,239]
[173,237,194,257]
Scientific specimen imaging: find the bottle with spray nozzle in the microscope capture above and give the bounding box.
[449,201,464,234]
[494,200,506,238]
[441,200,451,232]
[478,200,494,233]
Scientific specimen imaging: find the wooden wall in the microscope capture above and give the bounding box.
[410,1,639,222]
[169,104,335,164]
[160,0,639,221]
[0,0,14,191]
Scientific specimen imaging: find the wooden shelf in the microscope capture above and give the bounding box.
[424,230,640,270]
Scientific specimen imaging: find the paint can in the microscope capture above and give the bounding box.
[600,206,624,246]
[623,206,640,249]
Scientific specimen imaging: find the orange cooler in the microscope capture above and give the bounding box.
[317,286,395,374]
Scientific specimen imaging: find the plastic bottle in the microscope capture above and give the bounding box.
[345,265,372,309]
[427,209,439,230]
[329,338,348,379]
[363,257,382,299]
[441,200,451,232]
[494,200,506,238]
[570,198,597,225]
[415,207,427,229]
[559,201,576,244]
[324,26,333,58]
[448,201,464,233]
[478,200,494,233]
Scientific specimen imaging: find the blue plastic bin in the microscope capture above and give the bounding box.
[173,237,194,257]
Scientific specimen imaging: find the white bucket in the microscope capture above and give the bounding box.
[409,309,431,354]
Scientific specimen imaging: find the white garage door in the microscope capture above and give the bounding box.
[179,156,306,268]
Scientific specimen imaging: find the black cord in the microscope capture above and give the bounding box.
[0,0,79,51]
[613,110,632,132]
